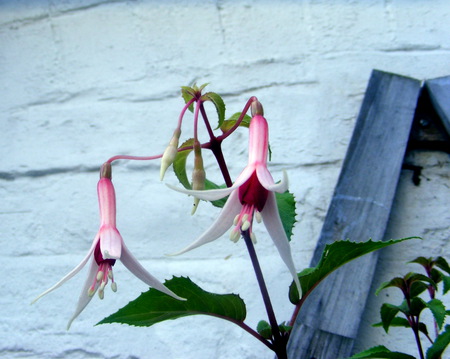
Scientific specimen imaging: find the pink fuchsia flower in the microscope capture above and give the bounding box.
[33,163,184,329]
[167,108,301,295]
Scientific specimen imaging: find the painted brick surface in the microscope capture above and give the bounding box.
[1,1,449,358]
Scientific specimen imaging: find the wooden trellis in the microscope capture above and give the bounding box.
[286,70,450,359]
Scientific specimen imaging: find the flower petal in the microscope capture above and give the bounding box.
[99,225,122,259]
[257,167,288,193]
[261,192,301,296]
[169,189,241,255]
[31,233,100,304]
[66,257,100,329]
[166,183,234,201]
[120,243,186,301]
[166,165,255,201]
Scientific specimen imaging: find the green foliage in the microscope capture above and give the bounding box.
[346,345,415,359]
[201,92,226,129]
[98,277,246,327]
[220,112,252,132]
[288,238,418,304]
[426,325,450,359]
[355,255,450,359]
[257,320,272,339]
[275,191,296,241]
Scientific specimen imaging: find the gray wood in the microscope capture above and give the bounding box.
[287,70,421,359]
[425,76,450,134]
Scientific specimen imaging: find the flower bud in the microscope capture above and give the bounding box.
[191,140,205,215]
[251,100,264,117]
[100,162,112,179]
[160,128,181,181]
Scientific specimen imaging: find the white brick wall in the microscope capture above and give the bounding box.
[1,1,449,358]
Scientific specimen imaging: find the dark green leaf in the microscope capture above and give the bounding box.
[427,299,447,330]
[98,277,246,327]
[379,303,401,333]
[443,275,450,294]
[409,297,427,317]
[435,257,450,274]
[347,345,416,359]
[202,92,226,129]
[375,278,406,296]
[426,324,450,359]
[373,317,429,336]
[278,322,292,333]
[289,237,419,304]
[256,320,272,339]
[275,191,296,241]
[409,256,432,268]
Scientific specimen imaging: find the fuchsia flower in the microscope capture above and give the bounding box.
[33,163,184,329]
[168,110,301,294]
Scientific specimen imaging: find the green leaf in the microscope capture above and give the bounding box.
[435,257,450,274]
[375,277,406,296]
[409,297,427,317]
[275,191,296,241]
[288,237,419,304]
[427,299,447,330]
[373,317,429,336]
[98,277,246,327]
[181,86,195,112]
[256,320,272,339]
[220,112,252,132]
[202,92,226,129]
[173,138,194,189]
[347,345,415,359]
[426,324,450,359]
[379,303,401,333]
[443,275,450,294]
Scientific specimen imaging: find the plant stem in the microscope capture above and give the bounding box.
[242,230,287,359]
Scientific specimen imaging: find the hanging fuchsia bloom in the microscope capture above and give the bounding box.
[33,163,184,329]
[168,104,301,295]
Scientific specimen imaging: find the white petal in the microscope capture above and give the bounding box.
[66,257,99,329]
[169,189,241,255]
[31,234,100,304]
[261,193,301,296]
[120,243,186,301]
[99,226,122,259]
[166,183,234,201]
[165,165,254,201]
[257,167,288,193]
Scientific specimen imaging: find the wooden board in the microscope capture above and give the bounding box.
[425,76,450,133]
[287,70,421,359]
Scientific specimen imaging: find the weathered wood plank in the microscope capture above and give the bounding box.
[425,76,450,134]
[287,70,421,359]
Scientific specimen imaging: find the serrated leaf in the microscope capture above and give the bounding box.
[435,257,450,274]
[202,92,226,129]
[98,277,246,327]
[427,299,447,330]
[288,237,419,304]
[373,317,429,336]
[347,345,416,359]
[256,320,272,339]
[443,275,450,294]
[409,297,427,317]
[220,112,252,132]
[426,324,450,359]
[375,277,406,296]
[181,86,195,112]
[275,191,296,241]
[379,303,401,333]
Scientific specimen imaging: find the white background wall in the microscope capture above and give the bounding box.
[1,1,450,358]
